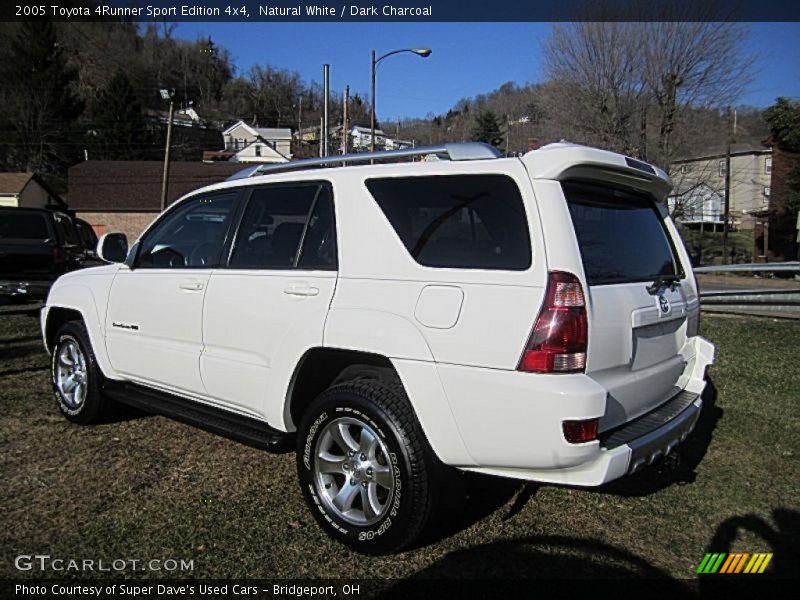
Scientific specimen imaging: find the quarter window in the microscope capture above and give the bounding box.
[366,174,531,270]
[136,193,237,269]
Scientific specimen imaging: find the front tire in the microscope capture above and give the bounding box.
[51,320,108,424]
[296,379,435,554]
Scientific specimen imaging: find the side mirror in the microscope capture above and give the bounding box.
[97,232,128,263]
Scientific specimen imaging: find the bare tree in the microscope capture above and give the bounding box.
[640,20,753,165]
[544,22,644,154]
[542,8,753,169]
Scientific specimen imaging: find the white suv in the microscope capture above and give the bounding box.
[41,142,714,553]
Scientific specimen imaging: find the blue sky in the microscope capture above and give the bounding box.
[175,22,800,122]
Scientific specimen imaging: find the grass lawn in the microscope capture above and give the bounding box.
[0,313,797,583]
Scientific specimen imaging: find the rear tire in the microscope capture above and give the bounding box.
[51,320,108,425]
[296,379,435,554]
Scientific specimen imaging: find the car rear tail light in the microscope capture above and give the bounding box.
[518,271,588,373]
[563,418,599,444]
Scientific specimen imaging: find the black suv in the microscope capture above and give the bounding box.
[0,207,98,303]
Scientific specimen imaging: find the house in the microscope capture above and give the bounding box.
[667,182,724,229]
[670,143,772,230]
[0,172,67,211]
[349,126,388,151]
[756,139,800,261]
[384,137,414,151]
[67,161,244,241]
[215,120,291,163]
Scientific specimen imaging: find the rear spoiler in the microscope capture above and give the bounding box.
[521,143,672,200]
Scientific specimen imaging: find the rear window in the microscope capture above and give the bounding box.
[564,181,680,286]
[0,212,51,240]
[366,174,531,270]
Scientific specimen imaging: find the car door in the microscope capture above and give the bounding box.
[200,182,337,422]
[105,191,239,396]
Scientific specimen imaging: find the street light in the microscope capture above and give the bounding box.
[159,88,175,212]
[371,47,431,152]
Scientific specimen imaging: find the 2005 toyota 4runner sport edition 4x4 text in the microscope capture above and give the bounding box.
[41,142,715,554]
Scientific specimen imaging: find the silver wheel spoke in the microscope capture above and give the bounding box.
[317,452,345,474]
[332,480,359,512]
[62,375,76,393]
[359,428,378,457]
[73,383,85,406]
[59,353,73,367]
[374,465,392,489]
[361,485,381,521]
[330,422,359,453]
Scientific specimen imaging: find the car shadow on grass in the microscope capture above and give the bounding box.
[384,536,697,598]
[600,377,723,498]
[414,470,531,550]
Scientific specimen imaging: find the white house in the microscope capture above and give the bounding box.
[349,126,387,151]
[670,143,771,230]
[221,121,292,164]
[667,181,724,228]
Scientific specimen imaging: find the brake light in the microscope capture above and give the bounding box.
[563,418,599,444]
[52,246,65,265]
[518,271,588,373]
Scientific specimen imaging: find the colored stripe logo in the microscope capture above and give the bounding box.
[697,552,773,574]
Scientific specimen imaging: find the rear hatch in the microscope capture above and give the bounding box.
[562,180,690,432]
[0,211,59,280]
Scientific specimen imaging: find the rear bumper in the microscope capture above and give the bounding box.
[0,279,51,300]
[439,335,715,486]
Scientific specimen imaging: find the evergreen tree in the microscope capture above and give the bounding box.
[765,98,800,213]
[87,70,150,160]
[471,110,505,148]
[0,20,84,174]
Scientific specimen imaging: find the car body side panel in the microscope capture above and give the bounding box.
[41,264,122,379]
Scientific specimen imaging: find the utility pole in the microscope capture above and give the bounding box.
[159,88,175,212]
[640,105,647,161]
[297,97,303,141]
[323,64,330,157]
[505,115,510,156]
[370,50,376,153]
[342,86,349,155]
[722,106,733,264]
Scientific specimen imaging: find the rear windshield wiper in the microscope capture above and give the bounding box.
[646,273,681,295]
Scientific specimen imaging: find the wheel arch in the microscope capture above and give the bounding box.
[285,346,475,467]
[44,302,117,380]
[285,347,397,430]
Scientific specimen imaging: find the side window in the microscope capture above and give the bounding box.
[136,193,236,269]
[366,174,531,270]
[229,185,318,269]
[298,187,337,270]
[75,220,97,249]
[54,214,79,245]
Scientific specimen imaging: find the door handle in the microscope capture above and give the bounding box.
[284,285,320,297]
[179,281,205,291]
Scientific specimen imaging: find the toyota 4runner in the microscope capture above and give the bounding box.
[41,142,715,553]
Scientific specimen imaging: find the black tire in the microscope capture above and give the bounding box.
[51,320,108,425]
[296,379,435,554]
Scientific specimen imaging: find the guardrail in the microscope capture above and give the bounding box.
[694,262,800,274]
[695,262,799,315]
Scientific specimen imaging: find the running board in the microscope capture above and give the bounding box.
[103,381,293,452]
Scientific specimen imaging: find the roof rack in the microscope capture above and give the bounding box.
[225,142,503,181]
